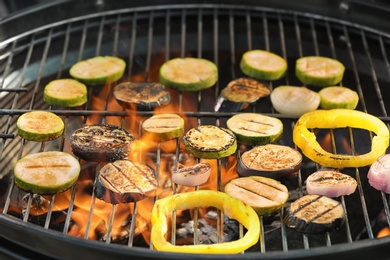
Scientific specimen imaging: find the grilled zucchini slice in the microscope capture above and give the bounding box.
[319,86,359,109]
[70,124,135,162]
[183,125,237,159]
[69,56,126,85]
[44,79,87,107]
[225,176,289,216]
[14,151,80,195]
[142,113,184,142]
[113,82,171,111]
[159,57,218,91]
[240,50,287,81]
[17,111,64,142]
[226,113,283,146]
[295,56,345,87]
[95,160,157,204]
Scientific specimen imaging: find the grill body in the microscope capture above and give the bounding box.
[1,0,390,259]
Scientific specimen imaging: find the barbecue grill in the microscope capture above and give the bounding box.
[1,0,390,259]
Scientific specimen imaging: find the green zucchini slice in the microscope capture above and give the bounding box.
[224,176,289,216]
[159,57,218,91]
[240,50,287,81]
[183,125,237,159]
[142,113,184,142]
[44,79,87,107]
[295,56,345,87]
[226,113,283,146]
[319,86,359,109]
[17,111,64,142]
[14,151,80,195]
[69,56,126,85]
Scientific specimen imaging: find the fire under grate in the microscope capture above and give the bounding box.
[1,3,390,259]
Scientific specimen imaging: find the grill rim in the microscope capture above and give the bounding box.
[0,0,390,259]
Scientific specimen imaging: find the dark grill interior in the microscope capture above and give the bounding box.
[1,2,390,259]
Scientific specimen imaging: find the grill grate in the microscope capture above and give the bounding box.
[1,3,390,258]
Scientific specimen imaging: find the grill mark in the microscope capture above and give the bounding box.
[291,195,323,215]
[251,178,287,193]
[26,164,71,169]
[231,183,275,202]
[311,176,349,183]
[306,204,342,223]
[238,127,270,135]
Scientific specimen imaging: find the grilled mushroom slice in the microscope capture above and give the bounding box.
[283,194,346,234]
[183,125,237,159]
[113,82,171,111]
[70,124,135,162]
[214,78,270,112]
[306,170,357,197]
[237,144,302,179]
[95,160,157,204]
[142,113,184,142]
[224,176,289,216]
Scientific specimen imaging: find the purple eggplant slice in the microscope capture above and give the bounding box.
[95,160,157,204]
[237,144,302,180]
[113,82,171,111]
[283,194,346,234]
[70,124,134,162]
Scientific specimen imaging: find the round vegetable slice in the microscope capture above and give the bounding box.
[224,176,288,216]
[44,78,87,107]
[240,49,287,80]
[14,151,80,195]
[306,170,357,197]
[226,113,283,146]
[319,86,359,110]
[113,82,171,111]
[183,125,237,159]
[17,111,64,142]
[69,56,126,85]
[237,144,302,179]
[367,154,390,194]
[70,124,135,162]
[172,162,211,187]
[283,194,346,234]
[151,190,260,254]
[142,113,184,142]
[95,160,157,204]
[159,57,218,91]
[295,56,345,87]
[270,86,320,118]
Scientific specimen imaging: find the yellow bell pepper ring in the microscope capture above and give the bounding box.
[151,190,260,254]
[293,109,389,168]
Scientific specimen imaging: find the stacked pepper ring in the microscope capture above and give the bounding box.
[151,190,260,254]
[293,109,389,168]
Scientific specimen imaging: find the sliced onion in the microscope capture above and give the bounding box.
[171,162,211,186]
[306,170,357,197]
[367,154,390,193]
[270,86,320,118]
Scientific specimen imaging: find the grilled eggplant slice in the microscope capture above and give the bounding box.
[226,113,283,146]
[70,124,135,162]
[14,151,80,195]
[142,113,184,142]
[215,78,270,112]
[95,160,157,204]
[171,162,211,186]
[183,125,237,159]
[237,144,302,179]
[113,82,171,111]
[224,176,288,216]
[283,194,346,234]
[306,170,357,197]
